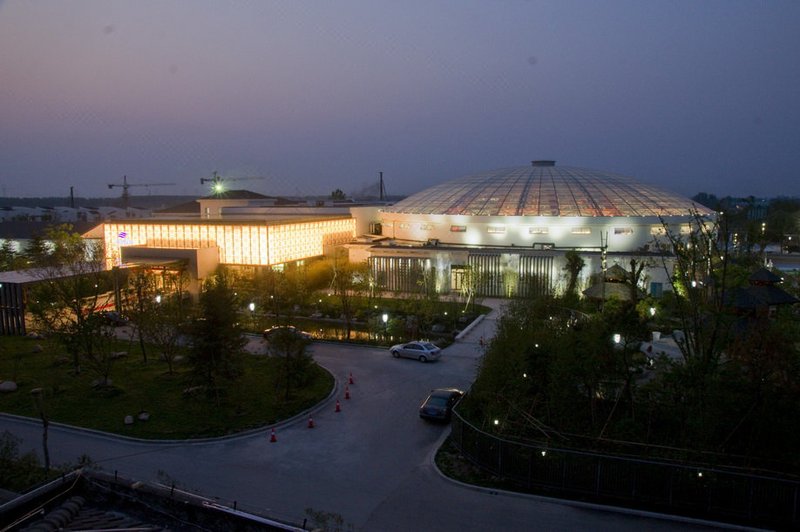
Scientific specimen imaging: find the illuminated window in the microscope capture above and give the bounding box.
[450,225,467,232]
[488,225,506,234]
[614,227,633,235]
[451,265,467,291]
[419,223,433,231]
[528,227,548,235]
[650,225,666,236]
[571,227,591,235]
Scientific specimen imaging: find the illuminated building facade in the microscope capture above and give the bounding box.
[354,161,714,298]
[98,162,713,300]
[102,190,356,295]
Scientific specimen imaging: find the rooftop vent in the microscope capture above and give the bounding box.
[532,160,556,167]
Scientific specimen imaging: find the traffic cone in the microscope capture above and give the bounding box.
[269,428,277,443]
[307,416,315,429]
[349,372,354,385]
[345,386,351,400]
[335,400,341,412]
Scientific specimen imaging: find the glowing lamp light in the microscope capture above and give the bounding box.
[493,419,499,426]
[382,313,388,324]
[155,294,162,304]
[613,333,622,344]
[248,302,255,312]
[649,307,656,317]
[541,450,547,457]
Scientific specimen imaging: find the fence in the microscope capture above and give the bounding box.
[450,412,800,528]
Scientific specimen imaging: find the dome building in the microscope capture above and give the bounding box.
[356,161,713,298]
[380,160,710,251]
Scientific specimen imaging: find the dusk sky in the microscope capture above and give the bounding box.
[1,1,799,200]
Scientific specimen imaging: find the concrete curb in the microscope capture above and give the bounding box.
[454,314,485,341]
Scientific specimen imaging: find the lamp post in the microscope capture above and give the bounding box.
[30,388,50,475]
[382,312,389,341]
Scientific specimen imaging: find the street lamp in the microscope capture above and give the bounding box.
[155,294,162,304]
[382,313,388,341]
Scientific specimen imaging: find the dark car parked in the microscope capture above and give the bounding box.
[419,388,463,422]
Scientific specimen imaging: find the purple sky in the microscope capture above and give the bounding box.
[1,1,799,199]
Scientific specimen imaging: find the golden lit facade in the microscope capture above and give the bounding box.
[103,217,355,268]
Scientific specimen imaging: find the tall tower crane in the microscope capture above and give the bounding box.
[108,175,176,209]
[201,171,266,195]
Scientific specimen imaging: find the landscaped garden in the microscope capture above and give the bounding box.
[0,333,333,440]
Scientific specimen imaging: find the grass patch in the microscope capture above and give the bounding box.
[0,335,333,439]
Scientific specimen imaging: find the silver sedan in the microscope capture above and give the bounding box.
[389,341,442,362]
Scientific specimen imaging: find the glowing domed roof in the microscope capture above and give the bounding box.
[384,161,709,217]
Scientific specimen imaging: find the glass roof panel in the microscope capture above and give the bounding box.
[384,164,711,218]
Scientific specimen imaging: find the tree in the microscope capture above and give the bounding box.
[563,250,585,301]
[0,240,23,271]
[330,188,347,200]
[22,232,49,268]
[187,269,246,405]
[27,225,112,377]
[266,328,314,401]
[329,254,370,340]
[458,265,486,313]
[125,268,191,373]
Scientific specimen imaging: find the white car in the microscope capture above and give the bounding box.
[389,341,442,362]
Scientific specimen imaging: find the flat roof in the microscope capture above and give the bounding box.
[104,214,351,225]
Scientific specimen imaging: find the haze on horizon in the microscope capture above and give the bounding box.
[1,1,798,201]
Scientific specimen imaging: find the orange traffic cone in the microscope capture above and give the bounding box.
[335,400,341,412]
[349,372,354,385]
[269,428,277,443]
[307,416,315,428]
[345,386,351,400]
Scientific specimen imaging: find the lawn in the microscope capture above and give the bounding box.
[0,334,333,439]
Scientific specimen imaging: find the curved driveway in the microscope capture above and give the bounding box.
[1,305,735,531]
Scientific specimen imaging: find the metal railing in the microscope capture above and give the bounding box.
[450,411,800,528]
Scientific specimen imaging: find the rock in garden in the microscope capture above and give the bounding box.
[0,381,18,393]
[124,415,134,425]
[137,411,150,421]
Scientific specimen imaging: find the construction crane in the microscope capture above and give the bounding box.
[108,175,176,209]
[200,171,266,195]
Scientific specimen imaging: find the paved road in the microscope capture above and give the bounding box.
[1,305,738,531]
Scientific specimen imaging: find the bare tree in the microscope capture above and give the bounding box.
[27,224,113,377]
